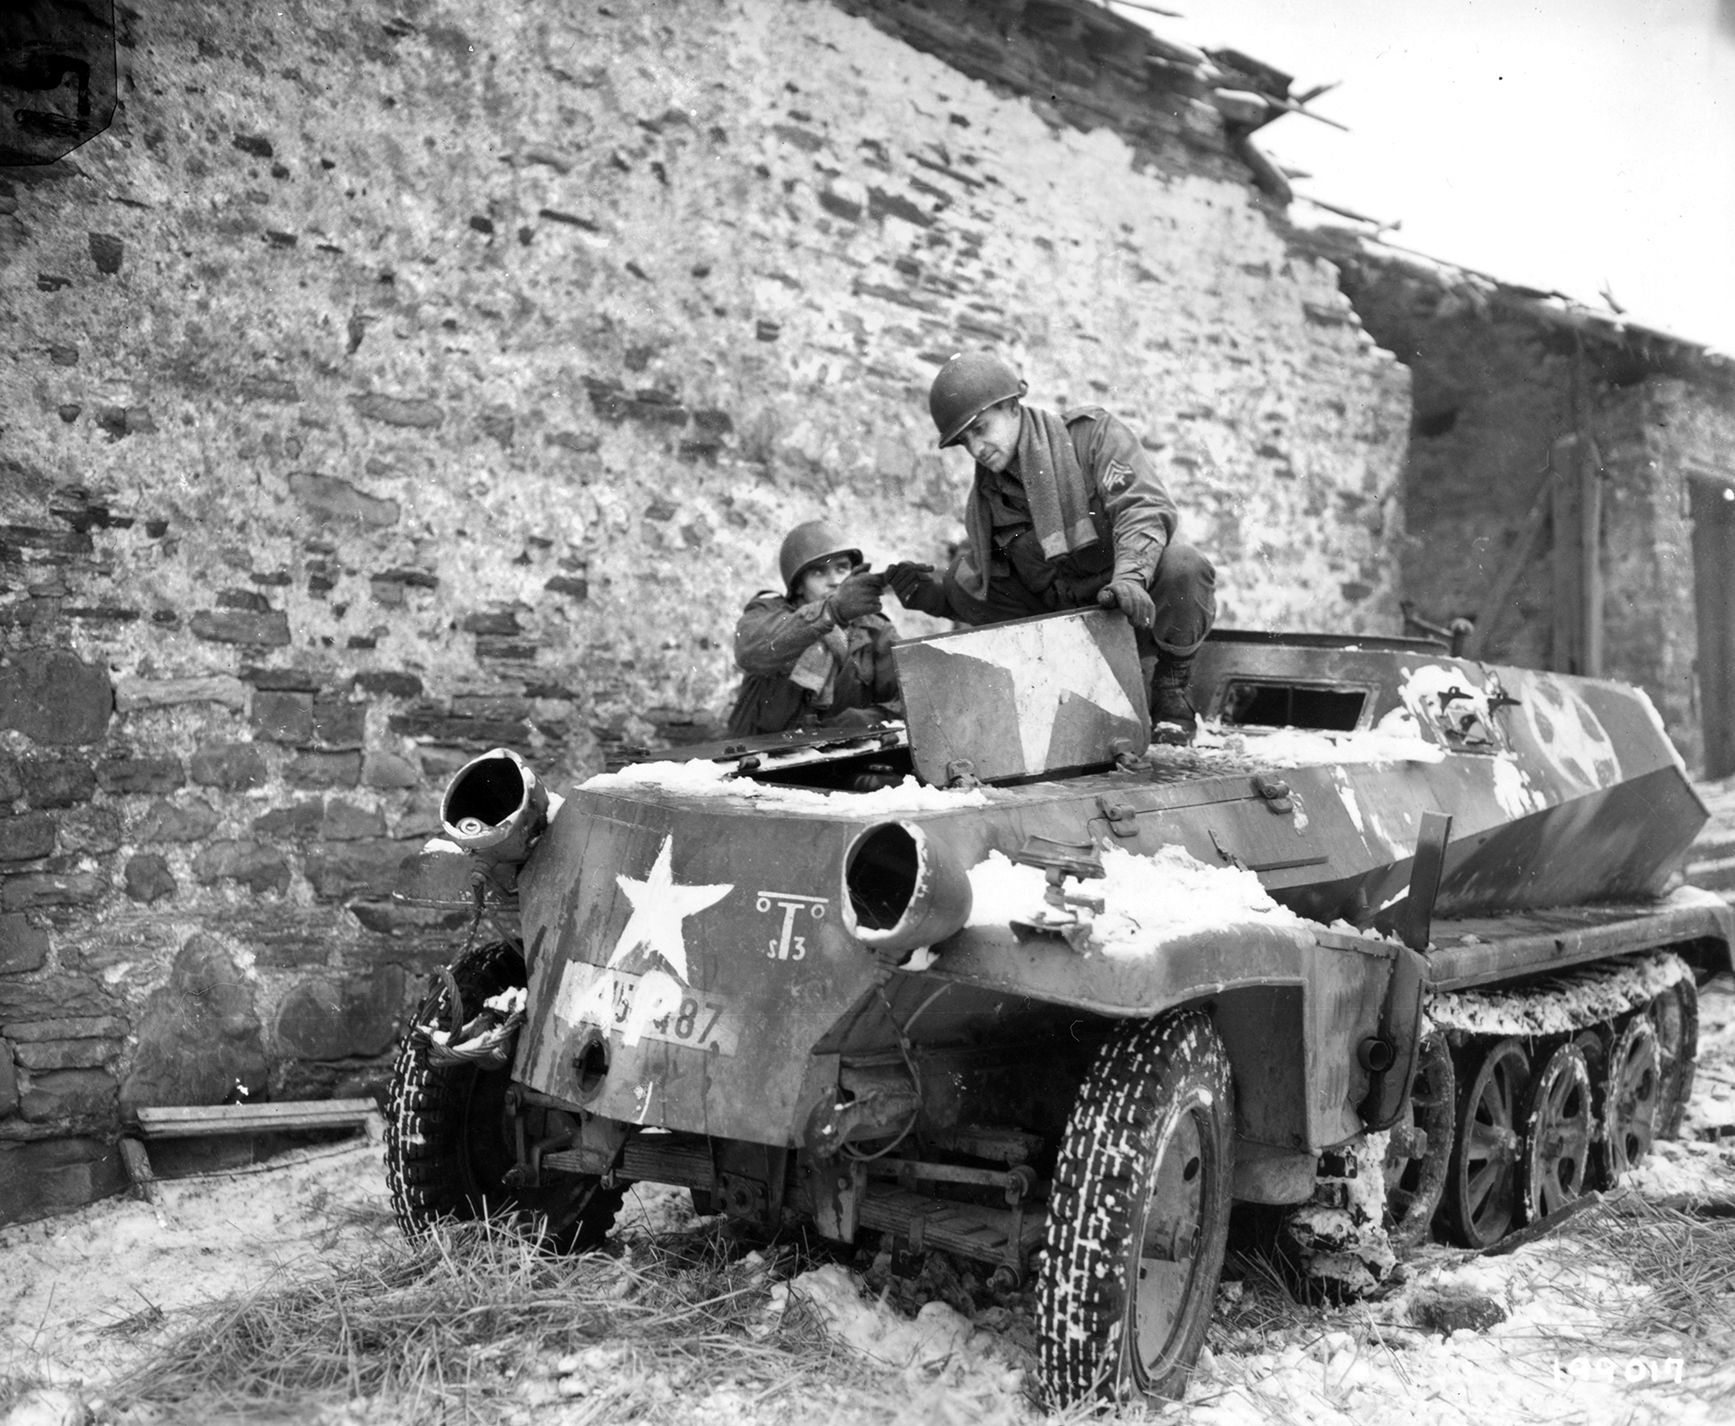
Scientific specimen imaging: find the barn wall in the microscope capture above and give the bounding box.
[1329,252,1731,769]
[0,0,1410,1222]
[1637,377,1735,769]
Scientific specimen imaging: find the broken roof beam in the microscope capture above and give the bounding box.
[1254,92,1350,131]
[1206,45,1294,96]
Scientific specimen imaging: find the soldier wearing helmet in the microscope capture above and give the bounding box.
[726,519,902,737]
[886,352,1217,744]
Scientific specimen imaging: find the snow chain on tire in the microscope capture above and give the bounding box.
[385,939,623,1252]
[1037,1010,1235,1408]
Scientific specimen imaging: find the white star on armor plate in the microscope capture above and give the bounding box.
[978,618,1140,770]
[604,834,733,984]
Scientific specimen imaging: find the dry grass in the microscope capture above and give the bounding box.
[96,1183,1735,1424]
[1210,1246,1309,1354]
[100,1214,1050,1426]
[1588,1192,1735,1346]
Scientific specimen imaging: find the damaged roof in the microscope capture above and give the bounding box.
[1292,221,1735,388]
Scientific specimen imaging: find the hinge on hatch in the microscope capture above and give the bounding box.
[1096,794,1140,838]
[946,759,982,790]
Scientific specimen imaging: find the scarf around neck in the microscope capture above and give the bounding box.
[955,405,1100,598]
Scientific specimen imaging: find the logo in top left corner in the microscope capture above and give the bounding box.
[1,0,119,166]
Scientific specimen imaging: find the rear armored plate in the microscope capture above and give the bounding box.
[514,791,897,1144]
[895,608,1148,784]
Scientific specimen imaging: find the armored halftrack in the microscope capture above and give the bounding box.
[385,612,1731,1408]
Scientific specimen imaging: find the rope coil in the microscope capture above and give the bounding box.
[414,964,527,1068]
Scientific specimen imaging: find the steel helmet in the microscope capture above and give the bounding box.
[928,351,1026,448]
[778,520,861,593]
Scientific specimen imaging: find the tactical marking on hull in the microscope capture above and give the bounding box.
[605,833,733,982]
[755,890,828,961]
[1506,669,1621,792]
[563,962,738,1056]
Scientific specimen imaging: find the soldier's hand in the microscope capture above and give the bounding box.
[885,561,947,616]
[885,561,933,599]
[829,566,885,624]
[1098,578,1156,630]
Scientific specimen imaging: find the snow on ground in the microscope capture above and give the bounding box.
[3,985,1734,1425]
[782,976,1735,1426]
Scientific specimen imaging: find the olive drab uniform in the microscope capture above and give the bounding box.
[726,592,900,737]
[943,404,1217,663]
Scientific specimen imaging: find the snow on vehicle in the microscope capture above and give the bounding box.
[384,611,1732,1408]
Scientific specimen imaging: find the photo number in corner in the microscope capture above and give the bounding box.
[1,0,118,166]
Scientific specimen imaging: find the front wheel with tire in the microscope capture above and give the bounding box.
[1038,1011,1235,1409]
[386,939,623,1251]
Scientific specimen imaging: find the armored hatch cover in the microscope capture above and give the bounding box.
[891,606,1150,784]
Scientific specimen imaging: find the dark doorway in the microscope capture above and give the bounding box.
[1690,475,1735,777]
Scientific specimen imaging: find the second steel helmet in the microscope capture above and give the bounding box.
[778,520,861,593]
[928,351,1025,448]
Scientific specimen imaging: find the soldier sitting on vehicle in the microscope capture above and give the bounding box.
[726,519,902,737]
[885,351,1217,744]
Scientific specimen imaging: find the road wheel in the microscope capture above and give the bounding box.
[386,940,623,1250]
[1382,1028,1454,1249]
[1441,1037,1530,1248]
[1520,1040,1594,1222]
[1572,1027,1611,1190]
[1600,1014,1661,1184]
[1038,1011,1234,1408]
[1650,978,1698,1140]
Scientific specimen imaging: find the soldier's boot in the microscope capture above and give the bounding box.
[1150,655,1198,746]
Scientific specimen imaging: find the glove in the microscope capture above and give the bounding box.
[829,567,885,624]
[884,561,948,616]
[1098,577,1156,630]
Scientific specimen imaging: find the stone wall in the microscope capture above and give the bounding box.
[0,0,1411,1223]
[1637,377,1735,769]
[1323,243,1735,768]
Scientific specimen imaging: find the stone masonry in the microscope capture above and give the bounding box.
[0,0,1412,1223]
[1319,238,1735,771]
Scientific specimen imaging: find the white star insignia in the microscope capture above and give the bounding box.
[950,617,1140,771]
[604,834,733,984]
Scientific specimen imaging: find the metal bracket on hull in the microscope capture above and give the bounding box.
[1387,811,1454,954]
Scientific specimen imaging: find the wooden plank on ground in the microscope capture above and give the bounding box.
[134,1098,380,1138]
[119,1137,159,1202]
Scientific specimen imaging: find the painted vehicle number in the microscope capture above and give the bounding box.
[583,968,738,1057]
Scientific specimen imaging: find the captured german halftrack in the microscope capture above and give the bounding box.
[384,611,1732,1409]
